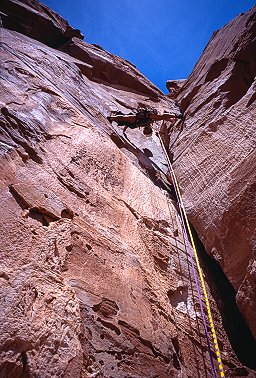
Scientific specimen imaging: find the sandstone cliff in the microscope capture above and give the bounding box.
[0,1,255,377]
[168,3,256,350]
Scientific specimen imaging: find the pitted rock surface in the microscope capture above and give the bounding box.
[0,1,255,377]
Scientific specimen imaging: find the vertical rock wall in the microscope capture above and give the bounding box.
[0,1,255,377]
[168,6,256,343]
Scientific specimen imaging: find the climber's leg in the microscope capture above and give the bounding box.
[107,114,137,124]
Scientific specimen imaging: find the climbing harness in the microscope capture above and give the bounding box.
[157,133,225,378]
[135,106,158,127]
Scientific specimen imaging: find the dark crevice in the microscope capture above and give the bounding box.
[118,320,140,336]
[1,108,43,164]
[8,186,62,226]
[9,185,29,210]
[188,222,256,370]
[171,336,182,369]
[92,298,119,318]
[96,317,121,336]
[118,199,139,220]
[21,351,27,371]
[56,173,89,199]
[28,209,50,226]
[153,255,169,271]
[61,208,74,219]
[118,320,170,364]
[173,353,181,370]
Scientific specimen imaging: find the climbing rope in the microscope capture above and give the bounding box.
[106,115,224,376]
[157,132,225,378]
[174,191,217,378]
[106,115,225,375]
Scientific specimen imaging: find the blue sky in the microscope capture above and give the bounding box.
[42,0,255,92]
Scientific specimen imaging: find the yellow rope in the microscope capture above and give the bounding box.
[158,134,225,377]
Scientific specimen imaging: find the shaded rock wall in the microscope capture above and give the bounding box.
[168,6,256,341]
[58,38,164,98]
[0,1,255,377]
[1,0,84,47]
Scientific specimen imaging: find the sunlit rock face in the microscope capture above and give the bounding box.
[0,1,255,377]
[168,6,256,340]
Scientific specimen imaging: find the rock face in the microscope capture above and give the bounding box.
[0,1,255,377]
[166,79,186,98]
[169,5,256,347]
[58,38,164,98]
[0,0,84,47]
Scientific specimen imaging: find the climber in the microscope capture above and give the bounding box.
[107,106,183,137]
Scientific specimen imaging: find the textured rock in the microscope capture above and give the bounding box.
[169,6,256,341]
[0,1,255,377]
[0,0,84,47]
[58,38,165,98]
[166,79,186,98]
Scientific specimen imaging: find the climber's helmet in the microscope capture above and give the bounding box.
[143,125,153,137]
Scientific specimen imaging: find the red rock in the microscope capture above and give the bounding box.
[166,79,186,98]
[0,1,255,377]
[1,0,84,47]
[169,5,256,342]
[59,37,164,98]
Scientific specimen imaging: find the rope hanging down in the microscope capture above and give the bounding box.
[157,133,225,378]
